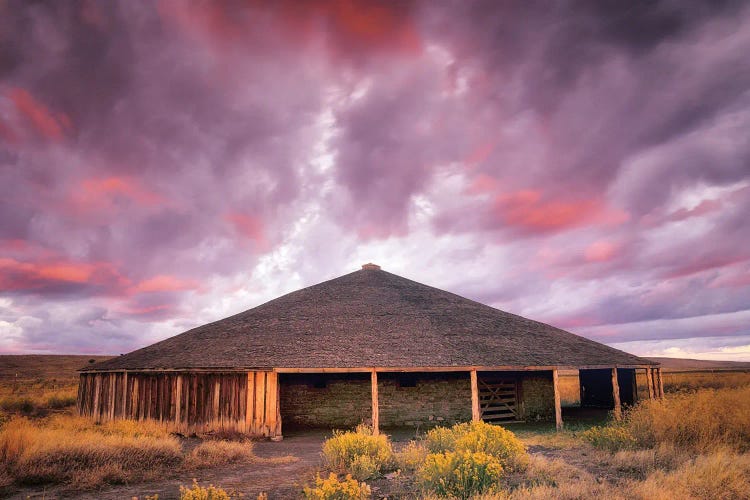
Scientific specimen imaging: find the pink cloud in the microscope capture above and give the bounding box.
[0,257,130,295]
[492,190,629,233]
[464,140,496,168]
[665,198,723,222]
[133,275,200,293]
[585,240,618,262]
[81,177,163,204]
[7,88,71,141]
[68,176,166,214]
[465,173,500,195]
[226,212,267,244]
[663,255,749,280]
[158,0,421,60]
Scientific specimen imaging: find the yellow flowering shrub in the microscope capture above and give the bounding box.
[179,479,230,500]
[425,421,527,471]
[417,450,504,499]
[322,425,394,479]
[581,425,638,452]
[303,473,372,500]
[395,440,429,472]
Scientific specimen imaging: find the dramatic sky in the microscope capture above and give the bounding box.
[1,1,749,361]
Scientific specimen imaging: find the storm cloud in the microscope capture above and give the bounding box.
[1,0,749,361]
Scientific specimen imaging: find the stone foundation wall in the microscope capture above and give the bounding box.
[280,372,472,429]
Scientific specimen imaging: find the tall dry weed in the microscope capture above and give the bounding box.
[187,440,254,468]
[0,416,181,487]
[625,386,750,452]
[628,450,750,500]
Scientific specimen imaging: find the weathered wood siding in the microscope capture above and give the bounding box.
[77,371,280,437]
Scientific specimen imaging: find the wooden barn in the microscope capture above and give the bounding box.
[78,264,662,439]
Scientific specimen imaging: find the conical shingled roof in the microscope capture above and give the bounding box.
[85,266,656,371]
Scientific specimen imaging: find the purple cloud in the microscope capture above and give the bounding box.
[0,0,749,360]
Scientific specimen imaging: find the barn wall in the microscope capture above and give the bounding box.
[279,372,473,429]
[77,371,280,437]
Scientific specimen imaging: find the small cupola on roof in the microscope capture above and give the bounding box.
[361,263,381,270]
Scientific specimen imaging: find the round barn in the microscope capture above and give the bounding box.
[78,264,662,439]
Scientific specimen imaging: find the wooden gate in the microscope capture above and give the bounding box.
[478,375,520,422]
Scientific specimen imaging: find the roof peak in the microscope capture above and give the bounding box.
[361,263,381,270]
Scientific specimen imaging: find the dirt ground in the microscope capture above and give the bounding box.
[6,418,602,500]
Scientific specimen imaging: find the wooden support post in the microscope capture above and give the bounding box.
[213,379,220,429]
[646,368,654,399]
[272,373,283,441]
[657,367,665,399]
[470,369,480,422]
[254,372,266,434]
[265,372,278,438]
[371,369,379,435]
[553,369,563,431]
[611,368,622,420]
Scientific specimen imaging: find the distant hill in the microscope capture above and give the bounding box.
[0,355,114,381]
[647,356,750,371]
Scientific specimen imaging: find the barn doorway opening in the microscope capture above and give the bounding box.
[476,373,520,423]
[579,368,637,409]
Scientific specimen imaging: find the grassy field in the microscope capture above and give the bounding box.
[0,355,111,418]
[0,355,749,499]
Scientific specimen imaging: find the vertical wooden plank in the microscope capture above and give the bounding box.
[632,369,638,402]
[121,372,128,418]
[611,368,622,421]
[265,372,278,437]
[245,372,255,432]
[175,374,183,427]
[254,372,266,434]
[553,369,563,431]
[213,378,220,430]
[371,370,379,436]
[132,376,140,420]
[646,368,655,399]
[657,367,665,399]
[108,373,116,421]
[93,374,101,422]
[76,375,84,415]
[470,369,480,422]
[190,374,198,426]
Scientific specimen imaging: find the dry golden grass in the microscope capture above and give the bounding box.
[0,417,182,488]
[0,414,285,490]
[0,381,78,416]
[661,370,750,392]
[187,440,255,469]
[623,386,750,452]
[628,450,750,500]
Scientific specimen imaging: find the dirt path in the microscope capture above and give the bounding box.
[526,443,619,484]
